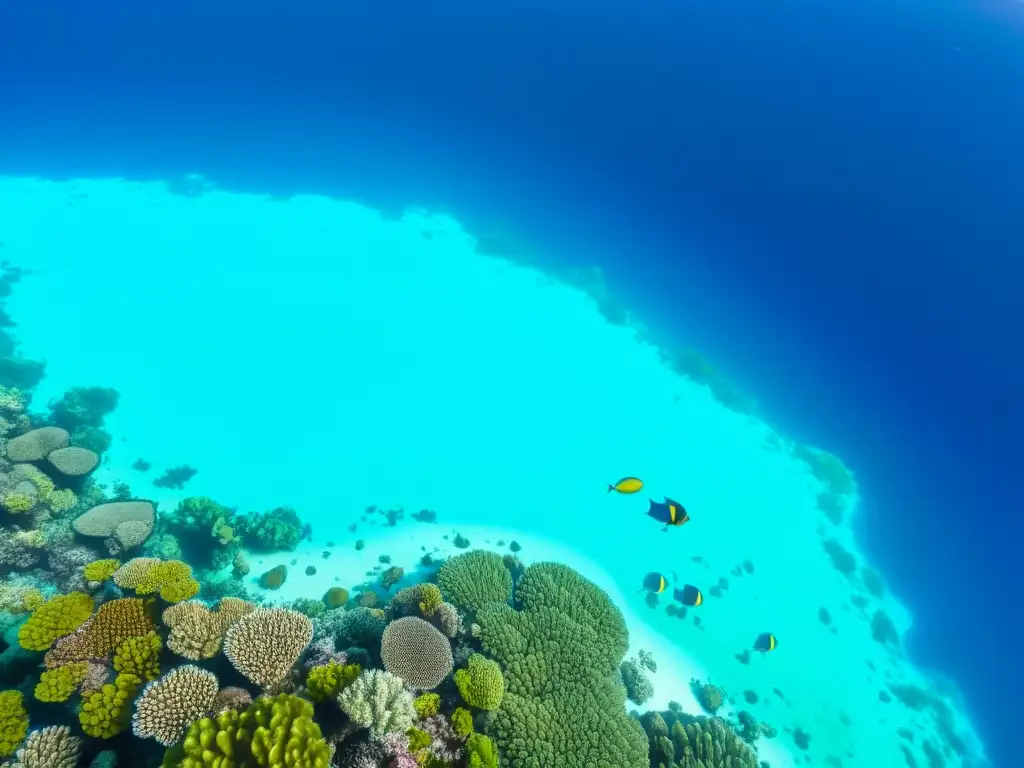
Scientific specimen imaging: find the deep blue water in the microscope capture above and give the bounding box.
[2,0,1022,763]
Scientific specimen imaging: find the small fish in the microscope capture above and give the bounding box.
[647,497,689,527]
[754,632,777,652]
[608,477,644,494]
[673,584,703,606]
[640,572,670,594]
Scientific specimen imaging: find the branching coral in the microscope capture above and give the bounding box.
[132,665,220,746]
[223,607,313,689]
[337,669,416,740]
[17,592,94,651]
[437,550,513,613]
[381,616,454,690]
[621,658,654,706]
[8,725,80,768]
[455,653,505,711]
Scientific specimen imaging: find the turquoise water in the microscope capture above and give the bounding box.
[0,175,986,767]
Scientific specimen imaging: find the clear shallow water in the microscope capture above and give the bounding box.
[0,176,988,767]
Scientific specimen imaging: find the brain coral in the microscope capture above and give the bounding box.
[381,616,453,690]
[475,561,647,768]
[17,592,95,651]
[72,502,155,539]
[162,598,255,660]
[8,725,80,768]
[132,665,220,746]
[437,550,513,613]
[337,669,416,739]
[47,446,99,476]
[223,607,313,689]
[6,427,69,462]
[44,597,156,669]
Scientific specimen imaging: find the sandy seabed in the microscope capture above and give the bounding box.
[0,174,988,768]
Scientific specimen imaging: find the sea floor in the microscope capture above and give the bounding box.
[0,174,987,768]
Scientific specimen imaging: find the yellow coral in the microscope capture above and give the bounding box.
[44,597,156,669]
[29,473,55,500]
[34,662,89,702]
[1,493,35,514]
[306,662,362,703]
[113,631,162,681]
[79,673,141,738]
[0,690,28,757]
[417,584,443,617]
[414,692,441,718]
[20,589,44,613]
[46,488,77,513]
[18,592,95,651]
[83,559,120,583]
[113,559,199,603]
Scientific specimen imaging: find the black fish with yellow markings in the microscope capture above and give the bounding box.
[640,572,670,594]
[673,584,703,606]
[647,497,689,527]
[754,632,777,652]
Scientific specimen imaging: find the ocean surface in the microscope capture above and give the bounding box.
[0,0,1021,767]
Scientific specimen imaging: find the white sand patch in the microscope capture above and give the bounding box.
[0,174,987,768]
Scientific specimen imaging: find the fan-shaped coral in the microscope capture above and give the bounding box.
[8,725,80,768]
[223,607,313,689]
[162,597,255,660]
[381,616,454,690]
[132,665,220,746]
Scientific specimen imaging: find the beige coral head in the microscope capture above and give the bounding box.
[10,725,81,768]
[132,664,220,746]
[223,607,313,689]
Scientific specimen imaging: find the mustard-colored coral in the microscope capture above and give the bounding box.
[414,692,441,719]
[78,672,141,739]
[47,488,77,513]
[20,589,44,613]
[161,693,331,767]
[13,530,44,549]
[2,493,35,514]
[113,558,199,603]
[18,592,95,651]
[28,473,55,500]
[34,662,89,702]
[83,559,120,583]
[0,690,29,757]
[44,597,155,668]
[306,662,362,703]
[113,631,162,681]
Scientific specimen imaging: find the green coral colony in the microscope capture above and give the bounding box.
[0,290,767,767]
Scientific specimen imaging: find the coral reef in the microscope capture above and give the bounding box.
[223,607,313,689]
[380,616,454,690]
[131,664,219,746]
[8,725,80,768]
[437,550,513,613]
[337,669,417,739]
[640,709,758,768]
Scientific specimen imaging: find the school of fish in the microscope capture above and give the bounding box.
[608,475,777,655]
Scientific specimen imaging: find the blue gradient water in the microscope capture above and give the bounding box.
[1,0,1021,765]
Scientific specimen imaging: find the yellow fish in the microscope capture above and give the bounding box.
[607,476,644,494]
